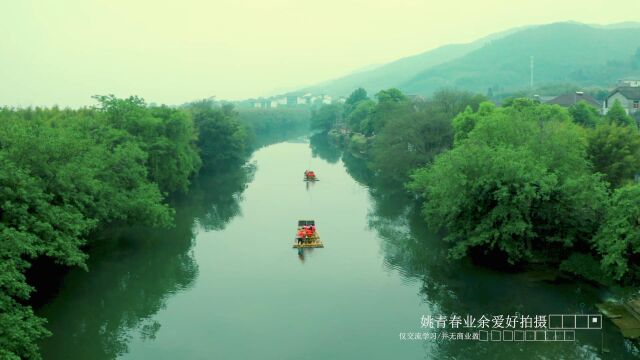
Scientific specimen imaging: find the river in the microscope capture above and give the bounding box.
[36,136,639,359]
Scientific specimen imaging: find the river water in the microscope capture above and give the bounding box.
[37,136,640,359]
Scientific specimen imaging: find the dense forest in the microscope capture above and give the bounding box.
[0,97,307,360]
[237,107,310,135]
[312,87,640,286]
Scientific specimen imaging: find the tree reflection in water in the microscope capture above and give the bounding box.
[37,165,254,360]
[330,134,639,360]
[310,132,342,164]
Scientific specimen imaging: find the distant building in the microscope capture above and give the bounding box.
[237,92,331,109]
[250,98,270,108]
[618,77,640,88]
[533,95,556,103]
[301,93,313,105]
[545,91,601,110]
[286,95,298,107]
[604,79,640,116]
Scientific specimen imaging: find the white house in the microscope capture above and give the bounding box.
[605,79,640,116]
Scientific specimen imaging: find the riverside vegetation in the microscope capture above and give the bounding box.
[0,96,308,360]
[312,87,640,286]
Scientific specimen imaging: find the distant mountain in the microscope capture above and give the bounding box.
[587,21,640,29]
[401,22,640,96]
[300,22,640,98]
[299,27,527,97]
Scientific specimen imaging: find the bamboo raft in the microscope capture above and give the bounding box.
[293,241,324,248]
[293,233,324,248]
[293,220,324,248]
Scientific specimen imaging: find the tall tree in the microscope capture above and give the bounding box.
[310,103,342,132]
[587,123,640,188]
[346,87,368,105]
[188,102,248,171]
[594,184,640,282]
[569,100,601,128]
[606,99,636,128]
[408,102,607,264]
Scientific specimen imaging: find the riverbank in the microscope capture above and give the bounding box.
[35,138,639,359]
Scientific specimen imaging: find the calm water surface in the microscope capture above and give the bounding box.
[38,137,640,359]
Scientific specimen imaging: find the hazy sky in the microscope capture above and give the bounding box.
[2,0,639,107]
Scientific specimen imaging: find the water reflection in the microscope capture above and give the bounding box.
[36,135,640,360]
[372,204,639,359]
[310,132,341,164]
[250,124,309,151]
[319,134,640,359]
[37,165,253,360]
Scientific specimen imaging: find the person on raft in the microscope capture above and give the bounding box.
[305,170,316,179]
[297,227,306,245]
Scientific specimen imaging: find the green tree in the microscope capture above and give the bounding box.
[348,133,367,154]
[569,100,601,128]
[188,102,248,171]
[344,87,368,117]
[452,102,496,144]
[408,102,607,264]
[370,110,453,184]
[346,99,375,133]
[587,123,640,188]
[426,89,486,115]
[369,89,487,183]
[375,88,408,104]
[0,153,90,360]
[0,95,253,358]
[594,184,640,282]
[310,103,342,132]
[368,88,410,135]
[94,95,201,193]
[606,99,636,128]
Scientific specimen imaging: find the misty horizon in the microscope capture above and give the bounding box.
[2,0,640,107]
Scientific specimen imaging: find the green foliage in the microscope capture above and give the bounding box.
[452,102,496,144]
[569,100,601,128]
[187,102,249,171]
[0,152,89,359]
[310,103,342,132]
[408,102,607,264]
[370,110,451,183]
[594,184,640,282]
[369,89,486,183]
[606,99,636,128]
[375,88,408,104]
[346,99,375,134]
[94,95,201,193]
[344,88,368,112]
[587,123,640,188]
[559,253,609,284]
[236,106,310,135]
[367,88,410,135]
[348,133,367,154]
[0,95,250,359]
